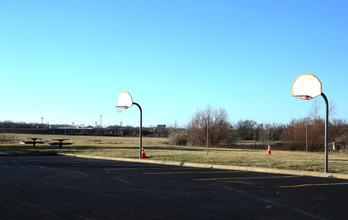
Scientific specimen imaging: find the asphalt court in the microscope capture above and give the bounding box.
[1,155,348,219]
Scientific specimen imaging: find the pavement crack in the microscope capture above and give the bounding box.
[224,186,324,219]
[34,165,89,179]
[114,176,136,187]
[0,196,57,217]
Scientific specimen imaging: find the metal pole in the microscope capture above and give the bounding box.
[321,93,329,173]
[306,119,308,153]
[133,102,142,159]
[206,116,209,155]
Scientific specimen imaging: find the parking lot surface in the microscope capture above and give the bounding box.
[1,155,348,219]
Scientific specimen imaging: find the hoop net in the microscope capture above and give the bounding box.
[116,106,128,113]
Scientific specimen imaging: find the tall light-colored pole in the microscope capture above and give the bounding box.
[306,119,308,153]
[206,116,209,155]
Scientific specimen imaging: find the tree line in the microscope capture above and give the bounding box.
[2,107,348,152]
[0,121,169,137]
[169,106,348,152]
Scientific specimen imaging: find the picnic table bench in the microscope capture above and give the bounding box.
[21,138,45,147]
[49,139,73,148]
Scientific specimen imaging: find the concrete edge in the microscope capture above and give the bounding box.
[60,153,348,180]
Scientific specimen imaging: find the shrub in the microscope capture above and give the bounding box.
[0,134,15,143]
[169,130,189,146]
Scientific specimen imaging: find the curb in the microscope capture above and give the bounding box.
[60,153,348,180]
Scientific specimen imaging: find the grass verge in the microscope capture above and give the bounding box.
[1,133,348,174]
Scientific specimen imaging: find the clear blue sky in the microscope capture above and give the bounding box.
[1,0,347,127]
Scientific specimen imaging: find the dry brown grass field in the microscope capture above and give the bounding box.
[1,133,348,174]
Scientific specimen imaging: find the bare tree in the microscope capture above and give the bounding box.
[188,106,230,146]
[309,98,336,120]
[309,99,322,120]
[330,119,348,142]
[235,120,257,140]
[282,118,325,151]
[259,123,272,145]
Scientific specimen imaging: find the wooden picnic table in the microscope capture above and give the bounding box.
[49,139,73,148]
[22,137,44,147]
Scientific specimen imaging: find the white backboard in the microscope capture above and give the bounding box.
[118,91,133,109]
[292,74,322,100]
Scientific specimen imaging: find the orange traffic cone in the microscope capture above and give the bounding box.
[267,145,271,154]
[141,146,147,158]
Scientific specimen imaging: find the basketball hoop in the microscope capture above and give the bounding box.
[116,91,144,159]
[292,74,322,99]
[292,73,330,173]
[302,95,311,101]
[117,91,133,109]
[294,95,312,100]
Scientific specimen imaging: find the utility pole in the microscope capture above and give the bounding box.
[206,115,209,155]
[306,118,308,153]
